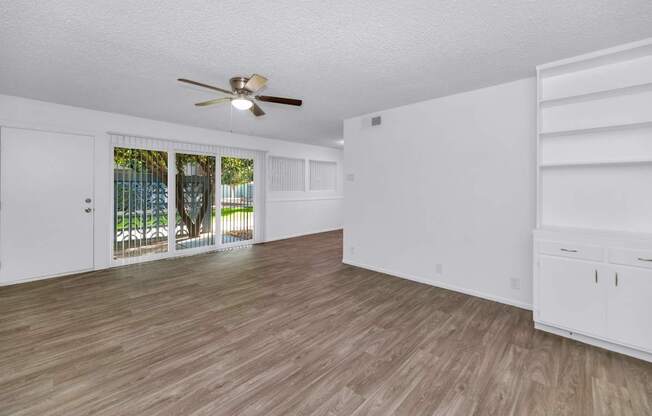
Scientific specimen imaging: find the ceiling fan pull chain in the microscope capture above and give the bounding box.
[229,101,233,133]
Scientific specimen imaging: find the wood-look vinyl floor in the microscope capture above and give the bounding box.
[1,230,650,415]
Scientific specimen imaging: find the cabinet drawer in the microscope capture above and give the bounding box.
[538,240,604,261]
[609,248,652,269]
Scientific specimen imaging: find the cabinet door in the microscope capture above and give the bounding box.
[538,256,607,337]
[608,267,652,351]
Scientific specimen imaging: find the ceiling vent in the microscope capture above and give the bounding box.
[371,116,382,126]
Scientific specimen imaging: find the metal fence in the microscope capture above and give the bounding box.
[114,169,169,258]
[114,170,254,257]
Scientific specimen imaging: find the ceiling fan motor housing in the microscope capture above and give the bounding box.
[229,76,250,94]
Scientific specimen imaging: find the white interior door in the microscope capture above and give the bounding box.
[0,127,94,284]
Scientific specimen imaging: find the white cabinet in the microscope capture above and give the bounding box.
[534,231,652,362]
[538,256,606,336]
[607,266,652,352]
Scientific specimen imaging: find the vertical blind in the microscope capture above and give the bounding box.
[268,156,305,192]
[309,160,337,191]
[175,153,216,250]
[221,156,254,245]
[113,147,169,259]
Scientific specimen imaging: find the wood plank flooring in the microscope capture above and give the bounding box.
[1,230,650,415]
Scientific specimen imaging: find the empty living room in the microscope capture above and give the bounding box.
[1,1,652,415]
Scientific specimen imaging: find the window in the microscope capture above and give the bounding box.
[309,160,337,191]
[269,156,305,192]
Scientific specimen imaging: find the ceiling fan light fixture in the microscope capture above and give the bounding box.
[231,97,253,110]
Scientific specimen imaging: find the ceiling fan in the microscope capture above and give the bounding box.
[178,74,302,117]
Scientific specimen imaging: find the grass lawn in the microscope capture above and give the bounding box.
[221,207,253,217]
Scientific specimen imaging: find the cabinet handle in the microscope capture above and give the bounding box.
[560,248,578,253]
[594,270,598,284]
[637,257,652,262]
[615,272,619,287]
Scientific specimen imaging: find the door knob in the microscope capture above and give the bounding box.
[84,208,93,213]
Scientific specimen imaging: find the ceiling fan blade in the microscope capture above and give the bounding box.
[256,95,302,106]
[250,102,265,117]
[195,97,231,107]
[244,74,268,92]
[178,78,233,95]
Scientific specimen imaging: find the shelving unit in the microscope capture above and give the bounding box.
[536,38,652,231]
[533,38,652,363]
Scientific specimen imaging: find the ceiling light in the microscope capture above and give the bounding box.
[231,97,253,110]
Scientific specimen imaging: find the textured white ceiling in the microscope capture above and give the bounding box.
[1,1,651,147]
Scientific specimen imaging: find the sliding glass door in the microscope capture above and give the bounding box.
[113,145,257,263]
[221,156,254,245]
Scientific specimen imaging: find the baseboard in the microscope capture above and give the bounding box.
[342,259,532,311]
[535,322,652,363]
[264,227,343,243]
[0,267,95,287]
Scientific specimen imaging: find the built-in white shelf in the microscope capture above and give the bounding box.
[539,82,652,107]
[539,120,652,138]
[537,37,652,230]
[540,158,652,169]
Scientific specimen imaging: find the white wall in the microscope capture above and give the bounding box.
[0,94,343,272]
[343,78,537,309]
